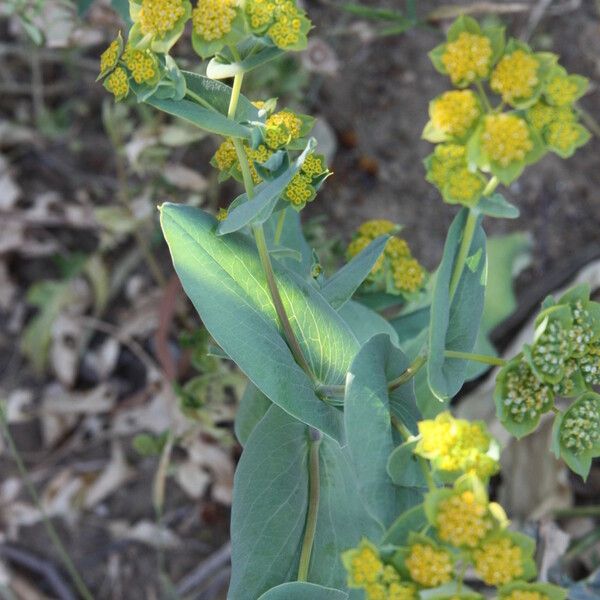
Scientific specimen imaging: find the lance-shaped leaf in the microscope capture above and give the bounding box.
[344,334,422,529]
[160,204,358,441]
[146,71,257,138]
[234,382,271,446]
[229,406,380,600]
[320,236,389,309]
[258,583,348,600]
[428,209,487,400]
[218,140,316,235]
[338,300,399,346]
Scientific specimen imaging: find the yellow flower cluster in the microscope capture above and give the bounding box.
[474,536,524,585]
[546,121,582,156]
[216,208,228,221]
[404,543,453,588]
[212,139,273,184]
[105,67,129,99]
[346,220,426,295]
[425,16,590,197]
[392,257,425,293]
[416,412,499,479]
[213,138,238,171]
[436,489,493,547]
[447,168,485,205]
[265,110,303,149]
[441,32,492,86]
[426,144,467,189]
[301,153,326,177]
[244,144,272,183]
[357,219,397,239]
[284,173,313,206]
[192,0,237,41]
[430,90,481,138]
[504,591,549,600]
[491,50,540,104]
[100,38,121,75]
[545,74,579,106]
[138,0,186,37]
[482,114,533,167]
[343,542,417,600]
[246,0,306,49]
[123,46,157,84]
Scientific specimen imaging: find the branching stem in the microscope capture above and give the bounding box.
[226,72,314,382]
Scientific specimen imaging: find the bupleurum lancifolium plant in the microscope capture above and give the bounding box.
[98,5,593,598]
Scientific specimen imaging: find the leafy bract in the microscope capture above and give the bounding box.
[161,204,359,442]
[428,209,487,400]
[229,405,380,599]
[218,140,315,234]
[234,382,271,446]
[344,334,422,529]
[146,71,257,138]
[321,236,388,309]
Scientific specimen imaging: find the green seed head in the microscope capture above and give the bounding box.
[504,359,554,422]
[560,396,600,454]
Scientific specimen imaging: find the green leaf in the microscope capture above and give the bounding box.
[428,209,487,400]
[229,406,380,599]
[387,440,427,488]
[321,236,388,310]
[551,391,600,480]
[182,71,259,122]
[264,208,312,278]
[146,95,251,138]
[146,70,257,138]
[218,140,315,234]
[258,583,348,600]
[477,193,520,219]
[382,503,427,545]
[345,334,422,529]
[234,382,272,446]
[338,300,399,346]
[160,204,358,442]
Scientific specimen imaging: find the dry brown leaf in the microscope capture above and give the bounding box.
[163,164,208,193]
[537,520,571,581]
[0,155,21,210]
[108,520,182,549]
[84,443,134,508]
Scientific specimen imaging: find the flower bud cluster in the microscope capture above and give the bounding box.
[346,220,427,298]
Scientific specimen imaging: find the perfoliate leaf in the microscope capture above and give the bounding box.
[428,209,487,400]
[160,204,358,442]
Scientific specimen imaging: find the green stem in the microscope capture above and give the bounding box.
[274,209,287,245]
[444,350,506,367]
[316,353,427,397]
[253,224,315,380]
[483,175,499,197]
[227,71,244,120]
[392,416,435,492]
[388,354,427,391]
[448,208,478,299]
[0,403,94,600]
[554,505,600,519]
[475,79,492,112]
[226,71,314,382]
[298,428,321,581]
